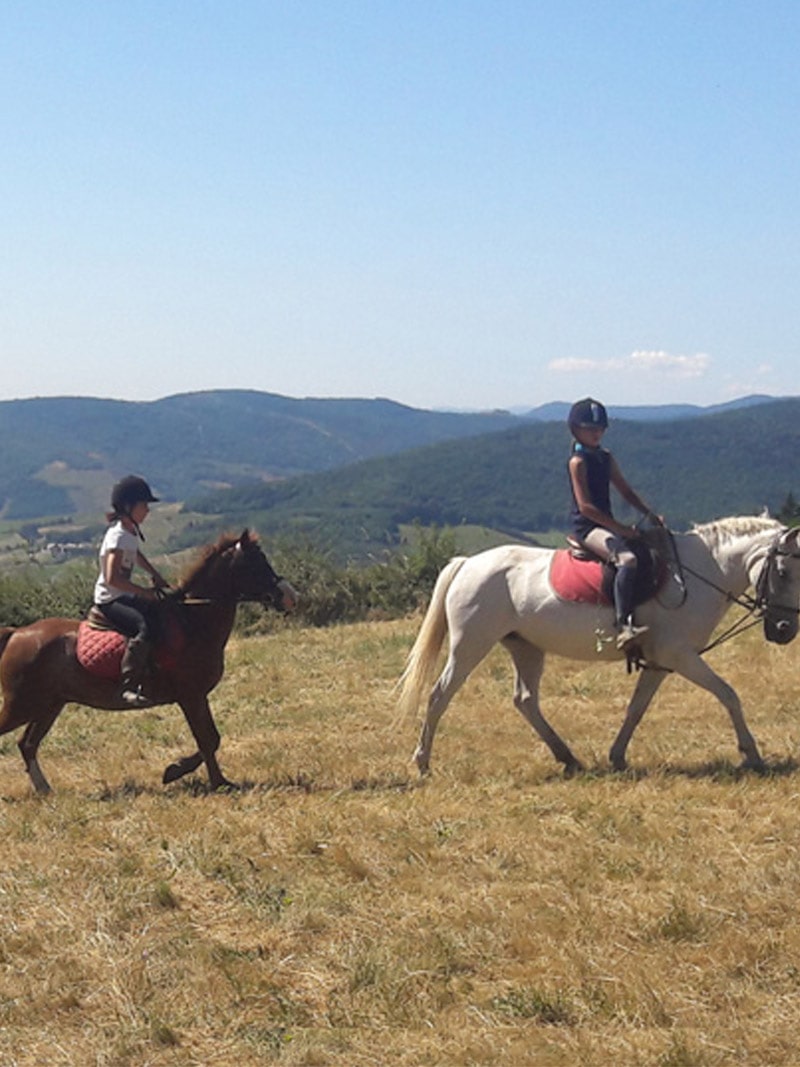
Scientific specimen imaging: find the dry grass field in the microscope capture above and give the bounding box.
[2,616,800,1065]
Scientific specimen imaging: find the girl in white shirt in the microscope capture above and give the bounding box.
[94,476,168,706]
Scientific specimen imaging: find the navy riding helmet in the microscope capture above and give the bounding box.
[567,397,609,433]
[111,475,159,515]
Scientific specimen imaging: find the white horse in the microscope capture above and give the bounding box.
[399,516,800,775]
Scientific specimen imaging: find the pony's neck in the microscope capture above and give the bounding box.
[697,520,780,593]
[177,537,239,601]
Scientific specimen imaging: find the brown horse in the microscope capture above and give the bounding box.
[0,530,297,794]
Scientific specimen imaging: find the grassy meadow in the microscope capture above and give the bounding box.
[2,617,800,1065]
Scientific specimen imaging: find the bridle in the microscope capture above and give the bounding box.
[668,528,800,654]
[157,539,287,610]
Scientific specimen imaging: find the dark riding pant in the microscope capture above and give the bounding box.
[95,595,155,641]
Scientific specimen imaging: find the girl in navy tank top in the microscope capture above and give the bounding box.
[566,398,664,651]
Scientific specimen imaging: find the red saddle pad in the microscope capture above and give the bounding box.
[75,615,186,681]
[76,622,126,679]
[549,549,611,606]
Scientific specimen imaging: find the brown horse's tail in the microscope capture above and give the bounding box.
[397,556,468,717]
[0,628,15,659]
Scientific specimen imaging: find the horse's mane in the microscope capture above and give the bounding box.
[177,532,244,593]
[691,514,781,550]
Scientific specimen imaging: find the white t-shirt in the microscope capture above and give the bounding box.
[94,521,140,604]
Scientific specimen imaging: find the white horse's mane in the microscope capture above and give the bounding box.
[691,514,781,550]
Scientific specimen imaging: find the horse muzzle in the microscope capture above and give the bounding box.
[764,615,798,645]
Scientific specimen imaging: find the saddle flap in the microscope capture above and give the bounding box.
[550,550,610,605]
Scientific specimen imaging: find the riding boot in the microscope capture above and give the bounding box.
[120,635,151,707]
[614,564,649,650]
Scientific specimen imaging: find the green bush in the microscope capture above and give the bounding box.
[0,527,458,633]
[0,561,96,627]
[248,525,458,630]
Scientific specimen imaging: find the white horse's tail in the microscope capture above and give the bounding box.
[397,556,468,716]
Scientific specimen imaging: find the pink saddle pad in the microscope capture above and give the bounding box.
[76,622,126,679]
[75,615,186,680]
[549,549,611,605]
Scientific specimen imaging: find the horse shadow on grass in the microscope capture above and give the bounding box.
[160,769,426,798]
[546,755,800,785]
[89,756,800,799]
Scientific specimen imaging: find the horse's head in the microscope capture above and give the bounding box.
[756,528,800,645]
[228,531,298,612]
[181,530,297,612]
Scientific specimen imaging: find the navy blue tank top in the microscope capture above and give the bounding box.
[569,444,612,538]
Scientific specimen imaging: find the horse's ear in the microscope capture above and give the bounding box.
[239,529,251,545]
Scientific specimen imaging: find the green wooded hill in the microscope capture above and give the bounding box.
[0,391,521,519]
[185,397,800,557]
[0,389,778,522]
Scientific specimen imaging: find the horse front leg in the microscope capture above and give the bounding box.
[503,636,583,775]
[175,695,236,791]
[669,652,764,770]
[608,667,668,771]
[162,751,204,784]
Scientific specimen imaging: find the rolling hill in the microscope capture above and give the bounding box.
[0,390,795,563]
[0,391,522,519]
[0,389,780,522]
[184,397,800,558]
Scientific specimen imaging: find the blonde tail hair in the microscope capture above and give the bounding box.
[397,556,467,717]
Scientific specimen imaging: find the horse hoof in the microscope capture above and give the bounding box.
[563,760,584,779]
[413,752,430,776]
[742,758,767,774]
[162,763,184,784]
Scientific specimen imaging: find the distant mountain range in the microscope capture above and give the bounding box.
[184,394,800,558]
[521,394,778,422]
[0,391,793,550]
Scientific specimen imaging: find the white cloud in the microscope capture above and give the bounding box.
[628,350,710,377]
[548,350,710,378]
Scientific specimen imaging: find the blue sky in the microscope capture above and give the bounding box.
[2,1,798,410]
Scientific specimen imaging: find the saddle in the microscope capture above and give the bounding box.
[550,535,666,608]
[75,605,186,681]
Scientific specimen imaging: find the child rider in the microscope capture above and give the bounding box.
[93,476,169,705]
[567,397,663,651]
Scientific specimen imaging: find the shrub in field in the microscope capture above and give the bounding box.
[0,526,458,632]
[259,525,458,628]
[0,561,96,626]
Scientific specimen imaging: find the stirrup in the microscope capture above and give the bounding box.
[121,687,149,708]
[615,622,649,651]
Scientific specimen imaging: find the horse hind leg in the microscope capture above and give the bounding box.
[412,635,494,775]
[413,661,460,775]
[17,705,65,795]
[503,636,583,775]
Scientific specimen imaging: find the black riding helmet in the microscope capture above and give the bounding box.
[111,475,159,516]
[567,397,609,433]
